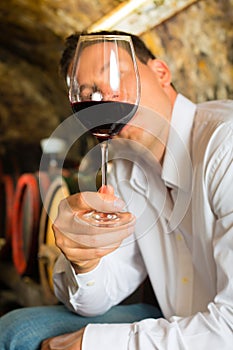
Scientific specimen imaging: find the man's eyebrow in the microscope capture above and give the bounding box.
[79,61,111,91]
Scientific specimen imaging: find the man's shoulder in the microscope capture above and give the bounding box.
[191,100,233,162]
[196,99,233,123]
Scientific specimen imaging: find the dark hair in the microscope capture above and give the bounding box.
[60,30,156,80]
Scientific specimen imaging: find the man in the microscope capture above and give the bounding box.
[0,30,233,350]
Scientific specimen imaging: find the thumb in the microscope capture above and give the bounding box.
[81,190,125,213]
[98,184,114,195]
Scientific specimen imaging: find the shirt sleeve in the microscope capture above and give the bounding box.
[82,305,233,350]
[82,122,233,350]
[53,235,147,316]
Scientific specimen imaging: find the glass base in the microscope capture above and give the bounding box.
[78,210,134,227]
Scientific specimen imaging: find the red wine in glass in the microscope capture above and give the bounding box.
[71,100,138,141]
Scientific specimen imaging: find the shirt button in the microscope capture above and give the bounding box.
[86,280,95,287]
[181,277,189,284]
[176,233,183,241]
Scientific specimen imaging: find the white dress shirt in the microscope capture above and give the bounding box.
[53,94,233,349]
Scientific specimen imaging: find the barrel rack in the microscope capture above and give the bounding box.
[0,171,79,308]
[0,260,49,307]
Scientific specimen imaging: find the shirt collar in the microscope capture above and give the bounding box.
[161,94,196,192]
[112,94,196,225]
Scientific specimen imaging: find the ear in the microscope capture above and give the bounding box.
[147,59,172,87]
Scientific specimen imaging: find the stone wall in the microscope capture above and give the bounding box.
[142,0,233,102]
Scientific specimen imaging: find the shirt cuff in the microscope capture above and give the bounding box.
[74,259,103,288]
[82,323,132,350]
[62,258,103,297]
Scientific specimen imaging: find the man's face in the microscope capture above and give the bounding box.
[74,42,139,105]
[116,57,173,162]
[69,40,173,161]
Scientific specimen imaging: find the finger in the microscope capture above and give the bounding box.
[80,191,125,213]
[54,219,135,248]
[62,190,124,212]
[64,246,118,264]
[53,203,135,237]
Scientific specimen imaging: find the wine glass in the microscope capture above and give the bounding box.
[69,34,140,226]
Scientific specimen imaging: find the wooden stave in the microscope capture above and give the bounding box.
[11,172,50,277]
[38,176,72,304]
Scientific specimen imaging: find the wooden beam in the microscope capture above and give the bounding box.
[88,0,200,35]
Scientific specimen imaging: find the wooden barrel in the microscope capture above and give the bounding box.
[12,172,50,277]
[38,176,73,304]
[0,175,15,258]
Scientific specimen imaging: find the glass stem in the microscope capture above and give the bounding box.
[100,140,108,187]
